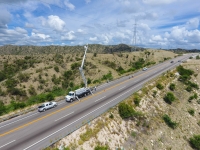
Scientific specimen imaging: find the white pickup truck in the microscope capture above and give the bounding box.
[38,101,58,112]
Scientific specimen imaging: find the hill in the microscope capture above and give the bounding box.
[49,56,200,150]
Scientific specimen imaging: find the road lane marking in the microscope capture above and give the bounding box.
[95,96,106,102]
[118,86,126,91]
[0,112,38,129]
[0,102,79,137]
[24,78,149,150]
[55,112,74,122]
[0,140,15,149]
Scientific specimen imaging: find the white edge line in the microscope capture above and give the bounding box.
[95,96,106,102]
[55,112,74,122]
[0,112,38,129]
[118,86,126,91]
[0,140,15,149]
[24,71,160,150]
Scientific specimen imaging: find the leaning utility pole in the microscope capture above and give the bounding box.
[79,44,88,88]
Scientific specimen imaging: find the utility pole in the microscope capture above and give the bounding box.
[133,20,137,51]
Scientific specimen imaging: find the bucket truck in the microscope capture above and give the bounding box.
[65,44,92,102]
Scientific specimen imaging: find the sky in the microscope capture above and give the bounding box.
[0,0,200,49]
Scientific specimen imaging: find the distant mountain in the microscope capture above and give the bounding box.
[0,44,139,55]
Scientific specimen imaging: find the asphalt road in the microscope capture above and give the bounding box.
[0,53,195,150]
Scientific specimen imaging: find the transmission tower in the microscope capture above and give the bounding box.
[133,20,137,51]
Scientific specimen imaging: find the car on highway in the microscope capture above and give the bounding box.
[143,67,147,71]
[38,101,58,112]
[178,60,181,62]
[170,61,174,63]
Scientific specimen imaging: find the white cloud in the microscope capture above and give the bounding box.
[89,36,97,41]
[186,18,199,29]
[143,0,177,5]
[41,15,65,32]
[64,0,75,11]
[0,9,11,27]
[85,0,91,4]
[61,31,75,40]
[31,32,50,40]
[187,29,200,43]
[25,23,34,28]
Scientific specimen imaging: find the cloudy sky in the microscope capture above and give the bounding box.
[0,0,200,49]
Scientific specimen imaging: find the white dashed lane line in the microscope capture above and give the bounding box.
[55,112,74,122]
[95,96,106,102]
[0,140,15,149]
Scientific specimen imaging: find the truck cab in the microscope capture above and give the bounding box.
[65,91,75,102]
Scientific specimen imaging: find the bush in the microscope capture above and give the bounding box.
[46,93,55,101]
[54,66,59,72]
[169,83,175,91]
[133,96,141,106]
[152,90,157,97]
[189,135,200,150]
[156,83,164,90]
[188,109,195,116]
[0,101,6,116]
[94,145,109,150]
[186,86,193,92]
[177,65,194,76]
[118,102,135,119]
[109,113,114,119]
[163,92,175,104]
[163,114,178,129]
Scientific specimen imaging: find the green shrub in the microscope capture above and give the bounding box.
[156,83,164,90]
[152,90,157,97]
[131,131,137,137]
[162,114,178,129]
[109,113,114,119]
[133,96,141,106]
[163,92,175,104]
[169,83,175,91]
[18,73,30,82]
[71,62,81,70]
[188,109,195,116]
[93,53,97,57]
[101,71,113,81]
[46,93,55,101]
[54,66,59,72]
[118,102,135,119]
[189,134,200,150]
[94,145,109,150]
[198,121,200,126]
[177,65,194,76]
[28,86,37,96]
[0,101,6,116]
[5,78,18,88]
[186,86,193,92]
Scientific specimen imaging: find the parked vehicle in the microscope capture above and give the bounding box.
[143,67,147,71]
[38,101,58,112]
[65,87,91,102]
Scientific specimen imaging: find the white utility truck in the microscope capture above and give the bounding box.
[65,88,90,102]
[65,44,93,103]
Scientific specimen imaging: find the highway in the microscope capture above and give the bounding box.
[0,53,194,150]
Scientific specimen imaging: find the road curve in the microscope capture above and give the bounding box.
[0,53,195,150]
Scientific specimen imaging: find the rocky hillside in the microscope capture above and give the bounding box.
[48,57,200,150]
